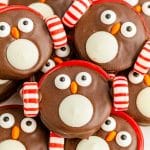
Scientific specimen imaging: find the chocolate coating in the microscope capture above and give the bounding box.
[65,113,138,150]
[8,0,73,18]
[39,61,112,139]
[0,80,21,102]
[0,6,52,80]
[0,105,49,150]
[74,1,148,73]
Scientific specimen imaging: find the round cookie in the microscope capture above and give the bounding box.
[0,79,21,102]
[0,5,54,80]
[8,0,73,19]
[124,0,150,35]
[64,110,143,150]
[22,60,112,139]
[0,105,49,150]
[63,0,148,73]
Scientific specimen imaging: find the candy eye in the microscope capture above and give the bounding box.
[116,131,132,147]
[75,72,92,87]
[101,117,116,132]
[142,2,150,16]
[101,10,117,25]
[123,0,139,6]
[41,59,55,73]
[55,74,71,90]
[55,45,71,58]
[128,71,144,84]
[21,118,37,133]
[121,22,137,38]
[0,113,15,129]
[0,22,10,38]
[18,18,34,33]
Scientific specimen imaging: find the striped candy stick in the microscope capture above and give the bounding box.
[133,40,150,75]
[22,82,39,117]
[46,15,67,49]
[0,0,8,9]
[49,132,64,150]
[62,0,92,28]
[113,76,129,111]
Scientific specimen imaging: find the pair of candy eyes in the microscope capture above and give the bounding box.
[101,10,137,38]
[125,1,150,16]
[101,117,132,147]
[55,72,92,90]
[0,18,33,38]
[0,113,37,134]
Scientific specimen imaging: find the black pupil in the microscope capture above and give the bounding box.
[133,72,139,77]
[105,14,111,19]
[126,26,132,32]
[46,62,50,67]
[26,121,32,126]
[81,75,87,81]
[105,120,111,125]
[60,77,65,82]
[0,25,5,31]
[148,5,150,8]
[121,134,127,140]
[3,116,9,122]
[23,21,28,25]
[61,47,66,51]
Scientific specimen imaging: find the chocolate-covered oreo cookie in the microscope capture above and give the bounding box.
[63,0,148,73]
[0,105,49,150]
[65,110,143,150]
[8,0,73,18]
[124,0,150,35]
[22,60,112,139]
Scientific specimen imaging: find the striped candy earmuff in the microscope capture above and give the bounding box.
[113,76,129,111]
[49,132,64,150]
[128,40,150,84]
[62,0,92,28]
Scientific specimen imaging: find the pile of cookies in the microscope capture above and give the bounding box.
[0,0,150,149]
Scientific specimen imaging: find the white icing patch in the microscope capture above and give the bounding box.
[123,0,139,6]
[76,136,110,150]
[142,2,150,16]
[7,39,39,70]
[59,94,93,127]
[29,2,55,19]
[0,0,8,5]
[86,31,118,64]
[136,87,150,118]
[0,79,9,85]
[0,140,26,150]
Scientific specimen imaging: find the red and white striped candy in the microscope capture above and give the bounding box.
[49,132,64,150]
[109,73,116,80]
[113,76,129,111]
[62,0,92,28]
[22,82,39,117]
[133,40,150,75]
[0,0,8,9]
[46,15,67,49]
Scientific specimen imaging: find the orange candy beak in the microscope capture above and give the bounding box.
[11,27,20,39]
[144,74,150,86]
[12,126,20,140]
[105,131,117,142]
[39,0,46,3]
[53,57,64,64]
[134,5,142,13]
[111,22,121,35]
[70,81,78,94]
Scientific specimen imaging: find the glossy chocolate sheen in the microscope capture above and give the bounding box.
[65,114,138,150]
[39,62,112,139]
[0,105,49,150]
[0,6,52,80]
[8,0,73,18]
[75,1,148,73]
[0,80,21,102]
